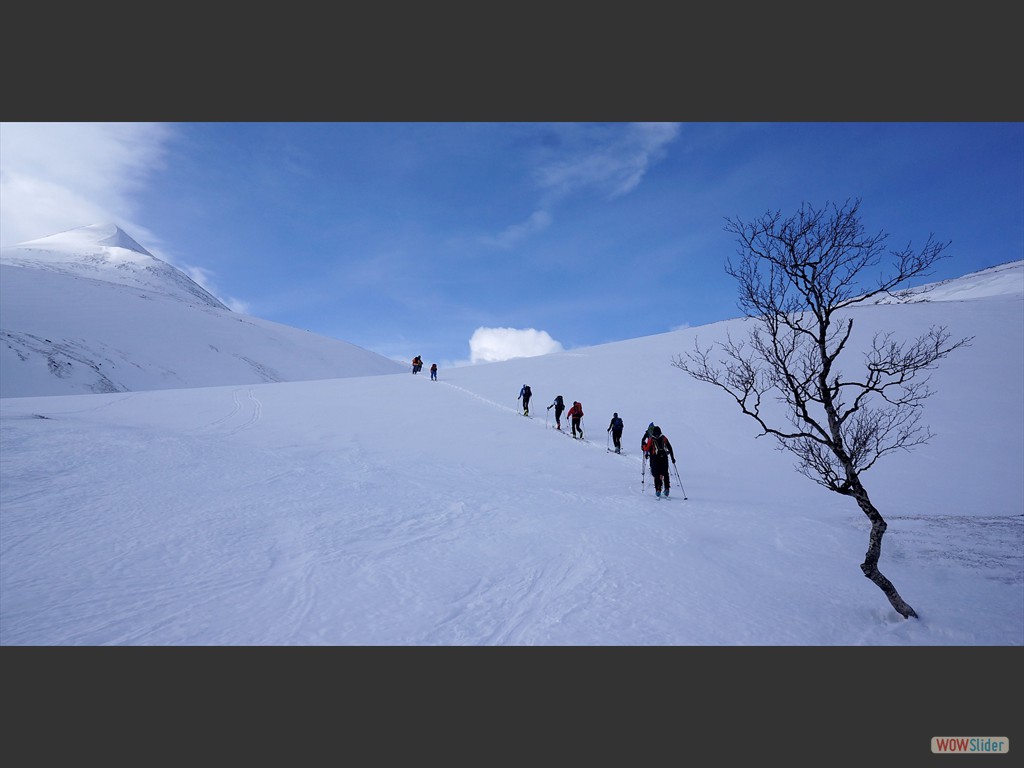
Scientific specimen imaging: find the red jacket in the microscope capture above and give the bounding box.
[567,402,583,419]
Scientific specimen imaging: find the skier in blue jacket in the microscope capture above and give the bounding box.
[607,413,624,453]
[518,384,532,416]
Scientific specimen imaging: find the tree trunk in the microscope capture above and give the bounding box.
[850,484,919,619]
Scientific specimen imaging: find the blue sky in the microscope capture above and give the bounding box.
[2,122,1021,367]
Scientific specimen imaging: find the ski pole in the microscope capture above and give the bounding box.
[672,462,687,500]
[642,455,647,493]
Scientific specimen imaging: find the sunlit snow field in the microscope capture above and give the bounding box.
[2,252,1020,645]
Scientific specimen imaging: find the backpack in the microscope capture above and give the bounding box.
[571,402,583,418]
[645,427,666,456]
[555,395,564,407]
[611,417,623,431]
[523,385,531,397]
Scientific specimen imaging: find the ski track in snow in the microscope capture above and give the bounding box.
[190,387,263,436]
[439,378,635,468]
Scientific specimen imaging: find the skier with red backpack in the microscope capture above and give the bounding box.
[641,423,676,497]
[567,401,584,439]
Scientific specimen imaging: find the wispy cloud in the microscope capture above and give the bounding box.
[182,265,250,314]
[536,122,681,202]
[0,122,172,247]
[482,210,553,250]
[482,123,681,250]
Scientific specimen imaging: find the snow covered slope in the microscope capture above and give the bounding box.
[0,224,406,397]
[0,257,1019,647]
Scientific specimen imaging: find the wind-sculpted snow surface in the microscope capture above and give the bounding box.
[1,260,1021,645]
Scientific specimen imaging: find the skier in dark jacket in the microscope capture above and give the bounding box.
[518,384,532,416]
[430,363,438,381]
[641,423,675,497]
[547,394,565,429]
[607,413,624,453]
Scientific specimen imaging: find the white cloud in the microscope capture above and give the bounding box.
[0,122,172,246]
[468,327,564,363]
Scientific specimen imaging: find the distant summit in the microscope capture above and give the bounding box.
[1,222,227,310]
[10,223,153,257]
[19,224,153,257]
[0,223,407,396]
[83,223,154,256]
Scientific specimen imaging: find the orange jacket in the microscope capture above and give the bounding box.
[642,433,674,461]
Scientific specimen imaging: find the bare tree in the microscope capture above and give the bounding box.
[673,198,972,619]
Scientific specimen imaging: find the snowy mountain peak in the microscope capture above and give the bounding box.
[1,224,407,396]
[84,223,153,256]
[7,222,153,258]
[1,222,226,310]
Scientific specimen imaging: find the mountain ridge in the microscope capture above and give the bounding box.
[3,224,1020,399]
[1,224,406,397]
[1,223,227,310]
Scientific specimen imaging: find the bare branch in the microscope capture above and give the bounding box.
[677,198,971,619]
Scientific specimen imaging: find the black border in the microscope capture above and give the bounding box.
[3,647,1020,765]
[3,7,1021,120]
